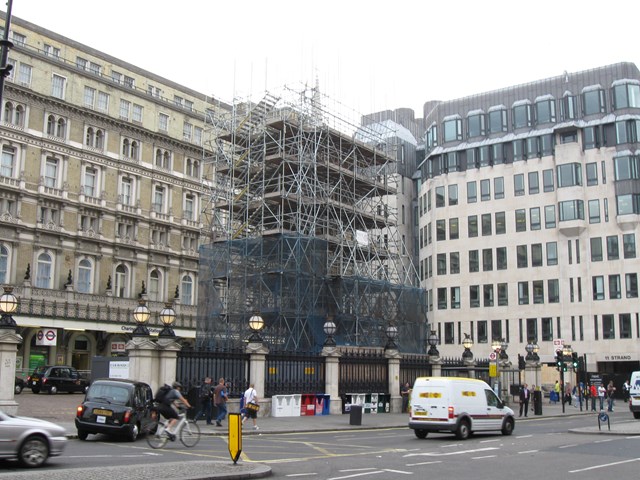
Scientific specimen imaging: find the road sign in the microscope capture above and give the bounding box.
[553,339,564,348]
[489,352,497,361]
[489,363,498,377]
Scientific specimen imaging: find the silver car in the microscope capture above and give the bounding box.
[0,410,67,467]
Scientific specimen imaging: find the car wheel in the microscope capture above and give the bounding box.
[501,418,514,436]
[18,435,49,468]
[15,384,23,395]
[77,430,89,441]
[633,412,640,419]
[414,429,428,439]
[455,419,470,440]
[31,388,40,394]
[127,423,140,442]
[49,385,57,395]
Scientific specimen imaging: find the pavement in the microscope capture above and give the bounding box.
[7,399,640,479]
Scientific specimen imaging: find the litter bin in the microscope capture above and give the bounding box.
[349,404,362,425]
[533,389,542,415]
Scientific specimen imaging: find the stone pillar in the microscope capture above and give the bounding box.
[499,359,512,403]
[524,359,541,391]
[246,341,269,414]
[429,355,442,377]
[0,329,22,415]
[321,345,342,415]
[125,336,157,391]
[156,338,181,393]
[386,348,402,413]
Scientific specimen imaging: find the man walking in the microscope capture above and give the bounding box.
[194,376,213,425]
[241,383,260,430]
[519,383,530,417]
[213,377,228,427]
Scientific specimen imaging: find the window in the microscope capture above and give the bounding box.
[483,284,494,307]
[121,138,140,160]
[437,288,447,310]
[542,317,553,341]
[84,86,95,108]
[609,274,621,299]
[512,102,532,128]
[1,145,16,178]
[443,322,454,343]
[544,205,556,228]
[533,281,544,304]
[148,269,162,302]
[592,276,605,300]
[97,92,109,113]
[0,245,8,284]
[181,275,194,305]
[560,94,577,120]
[85,127,105,150]
[583,127,600,149]
[468,215,478,237]
[437,254,447,275]
[448,185,458,206]
[436,220,446,241]
[467,112,485,138]
[514,174,525,196]
[36,252,53,289]
[548,280,560,303]
[614,155,640,180]
[535,97,556,124]
[470,285,480,308]
[482,248,493,271]
[518,282,529,305]
[153,185,166,214]
[560,131,577,143]
[590,237,603,262]
[451,287,460,309]
[530,207,541,230]
[426,124,438,151]
[557,163,582,187]
[526,137,539,158]
[588,199,600,223]
[46,114,66,138]
[585,162,598,186]
[148,85,163,98]
[613,82,640,109]
[3,100,25,127]
[492,144,505,165]
[582,88,605,115]
[77,258,92,294]
[559,200,584,221]
[184,193,195,221]
[119,99,130,120]
[435,186,445,207]
[602,314,615,340]
[183,122,193,141]
[497,283,508,306]
[495,211,506,234]
[83,166,97,197]
[528,172,539,194]
[623,233,636,259]
[158,113,169,132]
[186,158,201,177]
[155,148,171,169]
[543,169,554,192]
[443,117,462,142]
[515,209,526,232]
[480,179,490,201]
[194,126,203,146]
[44,157,58,188]
[620,314,632,339]
[496,247,507,270]
[11,32,26,46]
[116,221,134,241]
[626,273,638,298]
[513,140,525,161]
[450,252,460,274]
[18,63,32,86]
[617,193,640,215]
[477,320,488,343]
[132,104,143,123]
[467,181,477,203]
[531,243,543,267]
[51,74,66,99]
[469,250,479,273]
[481,213,491,236]
[488,107,507,133]
[607,235,619,260]
[114,264,129,298]
[615,119,640,144]
[546,242,558,265]
[493,177,504,200]
[517,245,528,268]
[478,146,491,167]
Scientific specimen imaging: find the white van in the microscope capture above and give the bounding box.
[408,377,515,440]
[629,371,640,419]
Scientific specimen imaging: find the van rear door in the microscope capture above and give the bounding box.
[412,386,448,421]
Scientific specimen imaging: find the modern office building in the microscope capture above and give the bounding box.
[0,13,225,371]
[418,62,640,374]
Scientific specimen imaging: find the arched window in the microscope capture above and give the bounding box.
[155,149,162,167]
[77,258,92,293]
[130,140,138,159]
[181,275,193,305]
[95,130,104,149]
[163,151,170,169]
[122,138,130,156]
[56,118,66,138]
[0,245,9,284]
[46,115,56,135]
[15,105,24,127]
[193,160,200,177]
[3,102,13,123]
[85,127,94,147]
[36,252,53,289]
[114,264,128,298]
[149,269,161,302]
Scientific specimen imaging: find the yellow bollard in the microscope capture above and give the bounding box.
[228,413,242,463]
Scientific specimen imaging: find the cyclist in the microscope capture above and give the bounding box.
[157,381,192,440]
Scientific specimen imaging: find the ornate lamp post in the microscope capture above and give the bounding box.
[532,341,540,361]
[158,302,176,337]
[427,330,439,356]
[323,317,337,347]
[131,298,150,336]
[499,338,509,361]
[385,324,398,350]
[462,334,474,360]
[525,341,535,361]
[248,312,265,343]
[0,285,18,329]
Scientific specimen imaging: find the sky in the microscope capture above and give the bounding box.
[7,0,640,120]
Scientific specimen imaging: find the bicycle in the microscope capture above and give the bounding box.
[146,406,201,449]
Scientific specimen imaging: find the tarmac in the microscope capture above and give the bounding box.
[6,400,640,480]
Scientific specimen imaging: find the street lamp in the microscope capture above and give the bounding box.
[323,317,337,347]
[532,341,540,361]
[248,312,265,343]
[158,302,176,337]
[131,298,151,337]
[499,338,509,361]
[0,285,18,329]
[427,330,439,356]
[462,334,474,360]
[385,324,398,350]
[525,341,534,361]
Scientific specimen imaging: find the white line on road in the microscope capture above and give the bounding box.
[559,444,578,449]
[472,455,497,459]
[479,439,501,443]
[569,457,640,473]
[516,434,533,438]
[405,461,442,467]
[441,443,462,448]
[327,472,384,480]
[518,450,539,454]
[286,474,318,477]
[594,439,613,443]
[404,447,498,457]
[382,469,412,475]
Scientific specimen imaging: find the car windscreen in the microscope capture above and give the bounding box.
[87,384,131,405]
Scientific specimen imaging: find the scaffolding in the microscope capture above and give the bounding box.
[199,85,425,352]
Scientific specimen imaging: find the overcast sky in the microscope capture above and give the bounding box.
[8,0,640,119]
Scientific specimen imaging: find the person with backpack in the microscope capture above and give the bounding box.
[194,377,213,425]
[155,381,192,440]
[213,377,228,427]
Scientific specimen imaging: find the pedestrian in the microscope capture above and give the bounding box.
[401,382,411,413]
[194,376,213,425]
[530,385,536,414]
[564,383,572,406]
[589,383,597,411]
[213,377,228,427]
[519,383,530,417]
[598,383,606,410]
[241,383,260,430]
[606,381,616,412]
[623,379,631,402]
[552,380,560,404]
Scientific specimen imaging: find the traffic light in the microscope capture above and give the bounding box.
[571,352,579,369]
[555,350,563,370]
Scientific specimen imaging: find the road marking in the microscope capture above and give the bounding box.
[326,469,412,480]
[516,434,533,438]
[569,457,640,473]
[472,455,497,459]
[559,444,578,449]
[594,439,613,443]
[404,447,498,457]
[406,460,442,467]
[442,443,462,448]
[286,474,318,477]
[518,450,539,454]
[479,439,500,443]
[625,435,640,439]
[327,472,385,480]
